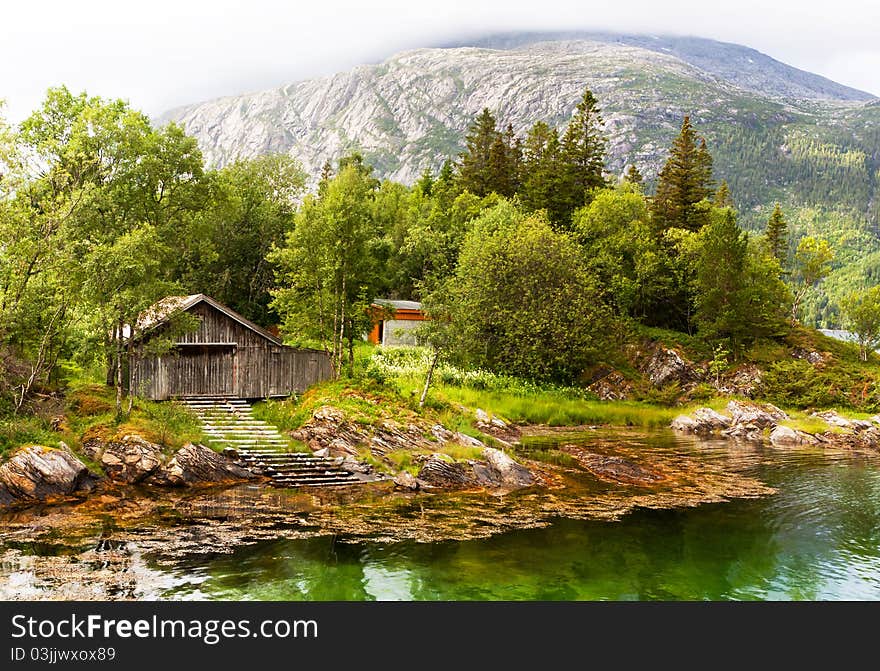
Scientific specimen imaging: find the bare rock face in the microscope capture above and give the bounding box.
[717,364,764,398]
[0,445,97,505]
[479,447,534,489]
[148,443,257,487]
[725,401,788,428]
[83,434,164,484]
[586,370,633,401]
[644,347,696,388]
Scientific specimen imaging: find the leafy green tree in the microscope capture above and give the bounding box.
[652,116,716,231]
[447,201,612,383]
[765,203,788,265]
[791,236,834,322]
[574,185,669,319]
[840,286,880,361]
[270,160,379,375]
[182,155,306,324]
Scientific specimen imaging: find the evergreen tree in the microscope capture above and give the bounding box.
[560,88,608,219]
[714,179,734,208]
[416,167,435,196]
[624,164,643,186]
[520,121,567,226]
[652,116,716,231]
[765,203,788,264]
[457,108,500,197]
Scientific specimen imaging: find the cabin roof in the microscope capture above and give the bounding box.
[373,298,422,312]
[132,294,283,345]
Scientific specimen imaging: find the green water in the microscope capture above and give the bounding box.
[160,435,880,601]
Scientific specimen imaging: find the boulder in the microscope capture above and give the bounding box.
[671,414,700,432]
[417,454,475,488]
[148,443,257,487]
[480,447,534,488]
[671,407,731,433]
[430,424,455,443]
[769,425,819,446]
[456,432,485,448]
[0,445,97,505]
[393,471,420,490]
[83,434,164,483]
[813,410,874,432]
[475,409,490,424]
[644,347,695,387]
[726,400,788,428]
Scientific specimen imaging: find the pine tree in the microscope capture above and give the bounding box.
[714,179,734,208]
[457,109,520,197]
[416,167,435,195]
[520,121,567,227]
[651,116,716,232]
[560,88,608,221]
[624,164,643,186]
[765,203,788,264]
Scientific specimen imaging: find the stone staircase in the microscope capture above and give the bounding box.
[180,397,359,487]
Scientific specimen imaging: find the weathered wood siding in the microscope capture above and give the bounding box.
[129,301,332,400]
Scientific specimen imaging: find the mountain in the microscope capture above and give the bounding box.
[160,34,880,326]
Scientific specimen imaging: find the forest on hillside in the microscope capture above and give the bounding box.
[1,86,879,422]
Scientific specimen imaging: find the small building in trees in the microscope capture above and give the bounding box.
[367,299,426,347]
[128,294,332,400]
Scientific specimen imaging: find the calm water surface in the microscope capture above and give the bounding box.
[159,432,880,601]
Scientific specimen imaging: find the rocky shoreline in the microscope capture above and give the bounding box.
[671,400,880,449]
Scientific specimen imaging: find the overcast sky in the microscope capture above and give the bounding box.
[2,0,879,123]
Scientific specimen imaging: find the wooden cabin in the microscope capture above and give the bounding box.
[367,299,426,347]
[128,294,332,400]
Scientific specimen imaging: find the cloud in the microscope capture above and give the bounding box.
[2,0,877,122]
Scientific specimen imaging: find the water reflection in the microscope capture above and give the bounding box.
[161,436,880,601]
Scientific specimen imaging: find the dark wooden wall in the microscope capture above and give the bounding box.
[129,301,332,400]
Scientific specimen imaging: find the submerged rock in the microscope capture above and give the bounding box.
[0,445,97,505]
[562,446,666,486]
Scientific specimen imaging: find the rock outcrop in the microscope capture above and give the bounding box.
[147,443,257,487]
[83,434,164,483]
[0,445,97,505]
[672,401,880,450]
[478,447,535,488]
[643,347,697,388]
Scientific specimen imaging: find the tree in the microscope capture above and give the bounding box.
[447,201,612,383]
[13,87,208,414]
[765,203,788,265]
[714,180,734,208]
[559,88,608,221]
[456,108,518,197]
[840,286,880,361]
[520,121,567,226]
[623,164,643,186]
[791,236,834,322]
[180,154,306,324]
[652,116,716,231]
[694,209,789,351]
[574,185,669,319]
[270,160,379,376]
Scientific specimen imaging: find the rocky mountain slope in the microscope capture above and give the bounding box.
[160,34,880,325]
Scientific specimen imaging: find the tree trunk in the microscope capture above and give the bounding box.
[115,319,124,418]
[419,347,441,408]
[347,318,355,377]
